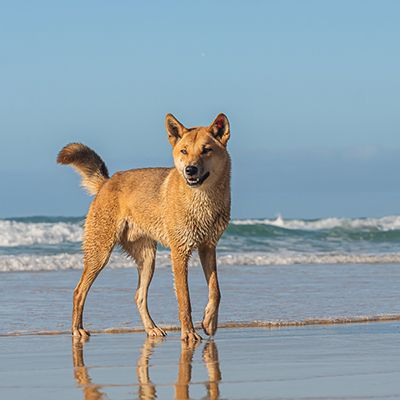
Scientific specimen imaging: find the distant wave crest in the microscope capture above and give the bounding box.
[232,215,400,231]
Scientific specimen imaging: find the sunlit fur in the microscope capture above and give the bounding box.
[58,113,231,342]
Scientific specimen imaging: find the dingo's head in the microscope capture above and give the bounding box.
[166,114,231,188]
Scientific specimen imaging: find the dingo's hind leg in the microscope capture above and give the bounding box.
[72,211,117,338]
[123,238,166,337]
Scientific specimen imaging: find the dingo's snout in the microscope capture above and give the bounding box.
[184,164,209,187]
[185,165,198,176]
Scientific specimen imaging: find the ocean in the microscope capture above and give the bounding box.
[3,215,400,271]
[1,215,400,336]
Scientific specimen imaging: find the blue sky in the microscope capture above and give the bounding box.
[1,1,399,218]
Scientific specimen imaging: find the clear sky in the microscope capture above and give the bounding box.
[1,1,399,219]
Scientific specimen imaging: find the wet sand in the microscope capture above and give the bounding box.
[1,322,399,400]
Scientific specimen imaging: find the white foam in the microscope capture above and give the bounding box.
[217,252,400,265]
[1,251,400,272]
[0,220,83,247]
[232,215,400,231]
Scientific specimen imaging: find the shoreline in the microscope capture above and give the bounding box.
[3,313,400,337]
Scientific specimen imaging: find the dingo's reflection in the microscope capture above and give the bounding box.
[175,340,221,400]
[72,338,105,400]
[72,336,221,400]
[136,336,164,399]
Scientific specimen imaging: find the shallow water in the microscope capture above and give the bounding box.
[2,263,400,336]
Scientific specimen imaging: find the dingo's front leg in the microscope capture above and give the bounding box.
[171,248,202,342]
[198,244,221,337]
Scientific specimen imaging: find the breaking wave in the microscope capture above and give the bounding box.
[2,215,400,248]
[232,215,400,231]
[0,219,82,247]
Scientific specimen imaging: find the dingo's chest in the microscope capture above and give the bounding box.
[169,192,230,251]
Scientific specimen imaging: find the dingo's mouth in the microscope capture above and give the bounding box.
[186,172,210,187]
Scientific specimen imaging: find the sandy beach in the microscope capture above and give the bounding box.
[1,322,399,399]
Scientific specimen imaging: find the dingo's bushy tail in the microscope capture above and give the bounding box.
[57,143,109,195]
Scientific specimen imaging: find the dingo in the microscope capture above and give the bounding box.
[57,113,231,341]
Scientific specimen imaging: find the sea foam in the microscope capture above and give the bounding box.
[2,251,400,272]
[0,220,83,247]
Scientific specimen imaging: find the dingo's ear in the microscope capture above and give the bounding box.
[209,113,230,146]
[166,114,186,146]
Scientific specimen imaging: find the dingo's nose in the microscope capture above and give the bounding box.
[185,165,198,176]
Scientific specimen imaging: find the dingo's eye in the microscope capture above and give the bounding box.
[181,149,188,155]
[202,147,212,155]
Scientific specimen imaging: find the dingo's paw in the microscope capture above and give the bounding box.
[72,328,90,338]
[181,330,202,342]
[146,326,167,337]
[202,306,218,337]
